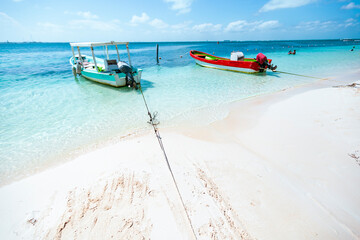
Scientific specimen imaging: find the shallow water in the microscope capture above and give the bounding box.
[0,40,359,184]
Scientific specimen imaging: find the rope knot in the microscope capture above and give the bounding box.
[147,111,160,126]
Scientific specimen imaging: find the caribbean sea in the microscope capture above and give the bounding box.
[0,40,359,184]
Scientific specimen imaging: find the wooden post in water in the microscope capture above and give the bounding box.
[156,44,159,64]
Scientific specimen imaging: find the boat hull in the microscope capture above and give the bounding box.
[81,69,142,87]
[194,59,258,73]
[190,50,271,73]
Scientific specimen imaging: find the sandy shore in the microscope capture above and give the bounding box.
[0,74,359,239]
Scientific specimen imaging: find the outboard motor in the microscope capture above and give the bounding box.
[117,61,137,89]
[76,62,82,75]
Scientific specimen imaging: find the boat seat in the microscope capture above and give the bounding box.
[84,63,95,69]
[82,61,91,66]
[205,56,217,60]
[104,59,119,72]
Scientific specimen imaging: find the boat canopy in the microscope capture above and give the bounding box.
[70,41,132,72]
[70,41,129,47]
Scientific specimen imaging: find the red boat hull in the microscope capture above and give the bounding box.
[190,50,272,73]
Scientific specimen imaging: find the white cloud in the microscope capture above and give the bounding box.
[259,0,316,12]
[225,20,279,32]
[295,18,359,32]
[255,20,280,30]
[37,22,64,33]
[192,23,222,32]
[71,19,120,31]
[63,11,121,32]
[0,12,20,25]
[295,20,339,31]
[225,20,248,32]
[343,18,359,27]
[341,2,360,9]
[149,18,168,28]
[131,13,150,25]
[64,11,99,19]
[171,21,192,30]
[12,0,23,2]
[164,0,194,14]
[77,11,98,19]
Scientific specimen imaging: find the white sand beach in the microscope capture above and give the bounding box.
[0,73,359,239]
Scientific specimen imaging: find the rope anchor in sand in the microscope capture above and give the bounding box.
[147,111,160,127]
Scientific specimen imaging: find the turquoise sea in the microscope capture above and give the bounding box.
[1,40,359,185]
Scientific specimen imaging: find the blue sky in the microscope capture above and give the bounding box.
[1,0,360,42]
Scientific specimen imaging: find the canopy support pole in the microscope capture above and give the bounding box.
[91,46,98,72]
[115,45,120,61]
[71,46,76,65]
[105,45,109,59]
[77,46,83,65]
[126,44,132,67]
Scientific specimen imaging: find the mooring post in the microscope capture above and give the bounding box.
[156,44,159,64]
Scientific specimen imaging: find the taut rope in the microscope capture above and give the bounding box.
[276,70,327,80]
[138,85,198,239]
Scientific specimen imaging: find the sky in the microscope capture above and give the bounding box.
[1,0,360,42]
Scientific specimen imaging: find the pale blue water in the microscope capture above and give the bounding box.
[1,40,359,184]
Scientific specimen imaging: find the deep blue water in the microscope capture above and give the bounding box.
[1,40,359,184]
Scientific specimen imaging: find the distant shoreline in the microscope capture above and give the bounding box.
[1,38,360,44]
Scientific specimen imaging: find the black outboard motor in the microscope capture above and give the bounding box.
[117,62,138,89]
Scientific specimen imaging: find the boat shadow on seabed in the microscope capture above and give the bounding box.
[264,71,281,78]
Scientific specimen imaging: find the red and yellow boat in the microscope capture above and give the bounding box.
[190,50,273,73]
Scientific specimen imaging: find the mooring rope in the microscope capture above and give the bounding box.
[276,70,327,80]
[138,85,198,239]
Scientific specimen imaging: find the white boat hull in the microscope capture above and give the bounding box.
[195,59,262,73]
[81,69,142,87]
